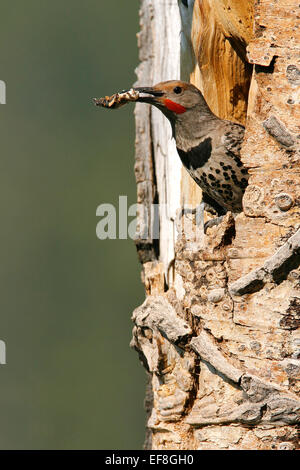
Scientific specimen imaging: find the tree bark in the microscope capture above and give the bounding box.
[131,0,300,450]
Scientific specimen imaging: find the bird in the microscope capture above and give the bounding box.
[133,80,249,230]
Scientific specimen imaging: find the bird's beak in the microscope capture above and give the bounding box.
[133,87,164,104]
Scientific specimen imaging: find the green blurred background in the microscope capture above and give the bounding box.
[0,0,147,449]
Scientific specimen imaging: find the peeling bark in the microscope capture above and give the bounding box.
[132,0,300,450]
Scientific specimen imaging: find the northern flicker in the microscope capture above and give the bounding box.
[94,80,249,230]
[133,80,248,221]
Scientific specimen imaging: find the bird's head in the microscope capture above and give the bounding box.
[134,80,211,123]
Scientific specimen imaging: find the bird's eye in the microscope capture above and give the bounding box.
[173,86,182,94]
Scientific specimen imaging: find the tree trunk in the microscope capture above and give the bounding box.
[131,0,300,450]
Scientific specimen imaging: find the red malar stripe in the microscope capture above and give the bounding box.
[164,99,187,114]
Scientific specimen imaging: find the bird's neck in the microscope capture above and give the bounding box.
[174,109,218,152]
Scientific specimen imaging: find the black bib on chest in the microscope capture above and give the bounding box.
[177,137,212,170]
